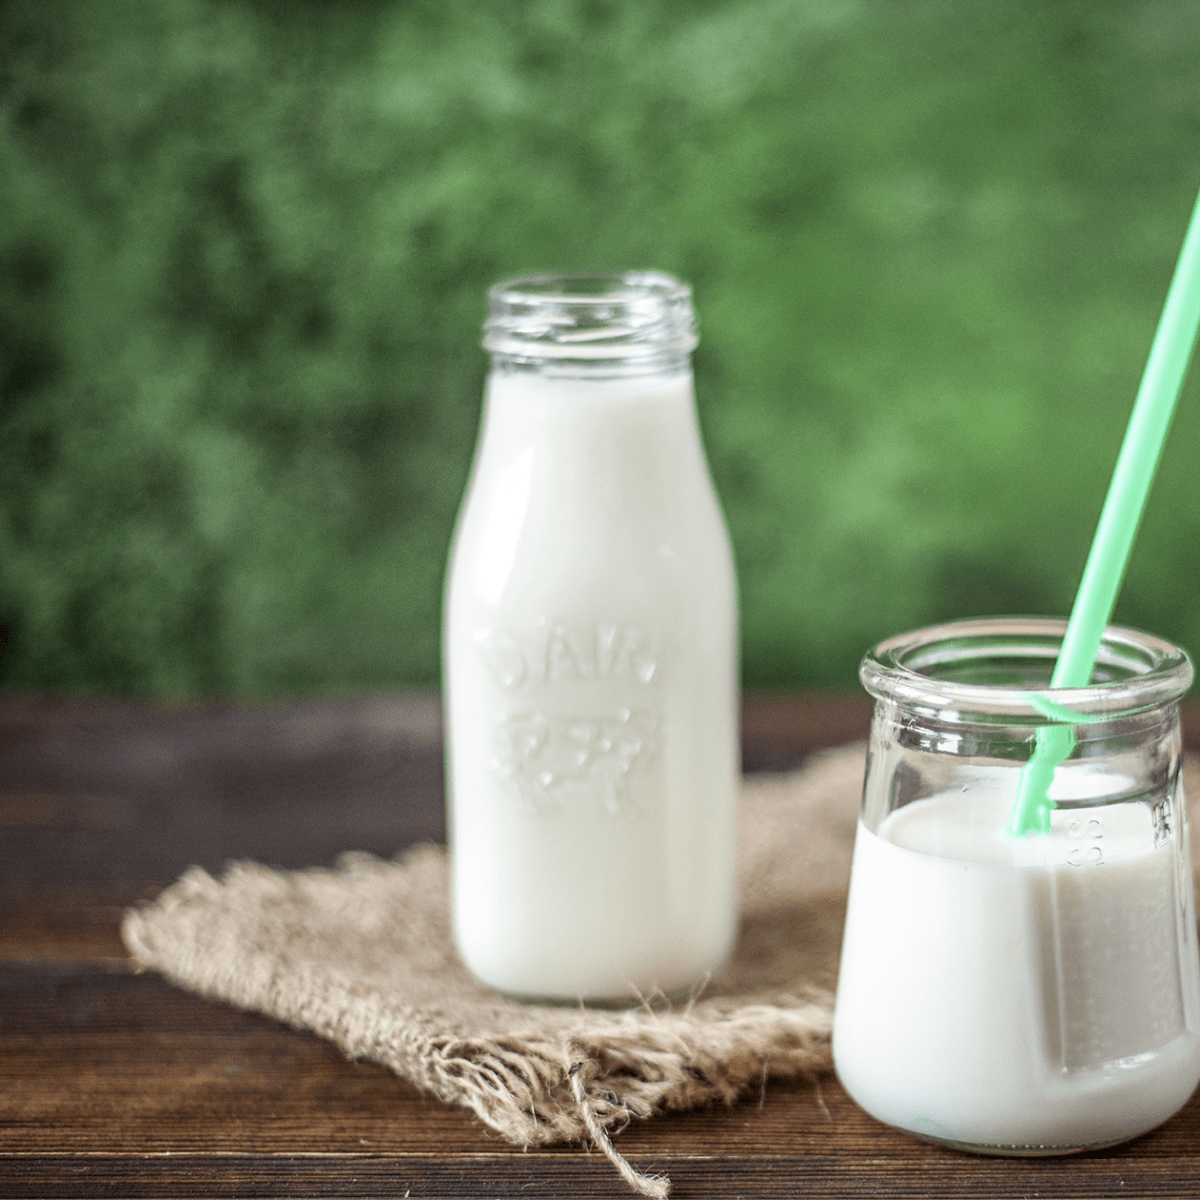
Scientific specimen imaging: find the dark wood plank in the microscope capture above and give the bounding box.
[740,691,872,772]
[0,693,446,888]
[0,888,154,962]
[6,1154,1200,1200]
[0,1156,680,1200]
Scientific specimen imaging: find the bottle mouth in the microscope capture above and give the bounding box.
[483,271,698,371]
[861,616,1193,722]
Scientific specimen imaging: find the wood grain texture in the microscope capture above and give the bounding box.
[2,691,1199,1198]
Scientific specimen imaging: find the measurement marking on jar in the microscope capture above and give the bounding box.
[1065,816,1104,866]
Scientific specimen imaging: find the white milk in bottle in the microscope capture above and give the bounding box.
[443,272,739,1001]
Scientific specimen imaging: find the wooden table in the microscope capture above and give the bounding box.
[4,690,1200,1198]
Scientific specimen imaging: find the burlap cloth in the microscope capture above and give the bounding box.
[121,745,1200,1198]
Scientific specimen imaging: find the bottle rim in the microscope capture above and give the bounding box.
[483,271,698,365]
[861,616,1193,721]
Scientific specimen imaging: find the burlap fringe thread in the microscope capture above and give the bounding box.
[119,744,865,1196]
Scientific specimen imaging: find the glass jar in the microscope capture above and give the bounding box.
[443,272,739,1001]
[833,616,1200,1154]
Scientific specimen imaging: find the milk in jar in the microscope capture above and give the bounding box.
[443,273,739,1001]
[835,789,1200,1150]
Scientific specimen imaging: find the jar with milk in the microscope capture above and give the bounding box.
[443,272,739,1001]
[834,617,1200,1152]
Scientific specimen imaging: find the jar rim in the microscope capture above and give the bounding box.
[861,616,1193,720]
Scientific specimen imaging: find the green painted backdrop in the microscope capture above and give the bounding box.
[2,0,1199,695]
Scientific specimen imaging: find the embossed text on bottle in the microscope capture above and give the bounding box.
[476,620,662,817]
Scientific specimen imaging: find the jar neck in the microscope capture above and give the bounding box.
[483,271,697,378]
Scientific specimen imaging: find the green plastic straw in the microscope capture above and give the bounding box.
[1009,184,1200,836]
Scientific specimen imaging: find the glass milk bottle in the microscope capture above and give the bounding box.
[443,272,739,1001]
[833,617,1200,1153]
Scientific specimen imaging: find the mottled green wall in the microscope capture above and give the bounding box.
[2,0,1199,695]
